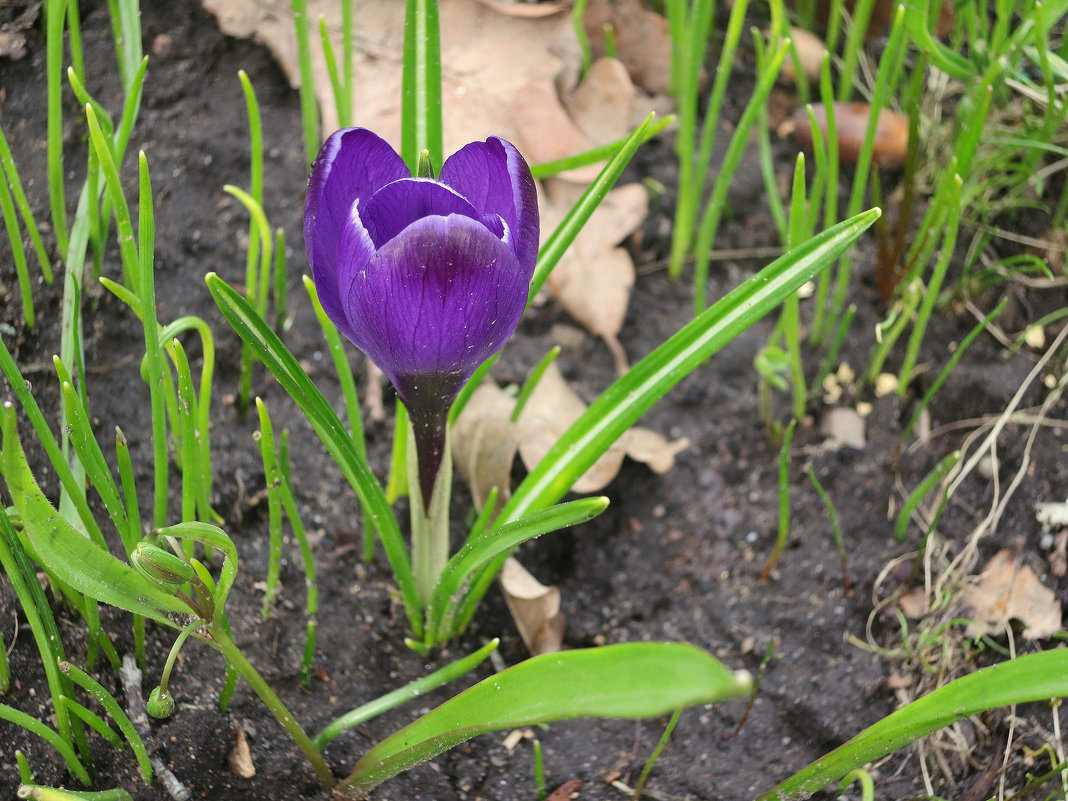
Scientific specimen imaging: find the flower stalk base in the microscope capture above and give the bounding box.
[407,417,452,610]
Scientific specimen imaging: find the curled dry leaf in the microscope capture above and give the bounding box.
[517,362,688,492]
[501,557,566,655]
[547,779,583,801]
[581,0,673,95]
[511,79,603,183]
[199,0,576,151]
[563,57,638,146]
[543,182,649,374]
[228,722,255,779]
[452,363,687,505]
[1050,531,1068,579]
[787,103,909,168]
[780,27,827,84]
[820,406,866,451]
[959,549,1062,640]
[451,382,519,513]
[474,0,570,17]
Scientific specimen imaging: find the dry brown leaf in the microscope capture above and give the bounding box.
[543,182,648,373]
[228,722,255,779]
[199,0,576,155]
[563,57,638,145]
[517,363,625,492]
[780,27,827,84]
[451,382,519,512]
[897,589,927,619]
[452,364,687,502]
[501,557,566,655]
[1050,531,1067,578]
[517,363,688,491]
[820,406,866,450]
[582,0,673,95]
[959,549,1062,639]
[510,79,602,183]
[546,779,583,801]
[474,0,570,16]
[622,427,690,475]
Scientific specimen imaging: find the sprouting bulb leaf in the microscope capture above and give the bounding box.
[337,643,751,799]
[0,405,189,626]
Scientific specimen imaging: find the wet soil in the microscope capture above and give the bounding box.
[1,2,1067,800]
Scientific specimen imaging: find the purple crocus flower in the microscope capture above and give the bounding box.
[305,128,539,503]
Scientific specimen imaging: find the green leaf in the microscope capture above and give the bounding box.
[531,113,656,302]
[457,209,880,628]
[756,648,1068,800]
[401,0,442,172]
[427,497,609,643]
[204,273,420,634]
[507,209,881,525]
[338,643,751,798]
[0,405,188,626]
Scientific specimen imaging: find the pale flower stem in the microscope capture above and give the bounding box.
[408,420,452,611]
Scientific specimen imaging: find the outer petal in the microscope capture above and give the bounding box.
[340,214,528,408]
[332,199,378,343]
[359,178,482,249]
[439,137,539,277]
[305,128,408,334]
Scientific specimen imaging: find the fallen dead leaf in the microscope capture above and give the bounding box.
[897,589,927,619]
[228,722,255,778]
[517,363,688,491]
[452,364,687,504]
[820,406,866,450]
[199,0,578,156]
[451,382,520,513]
[474,0,569,16]
[546,779,583,801]
[582,0,674,95]
[563,57,638,145]
[959,549,1062,639]
[543,182,649,373]
[1050,531,1068,578]
[0,31,27,60]
[501,557,566,655]
[780,27,827,84]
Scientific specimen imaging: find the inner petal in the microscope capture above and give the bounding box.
[360,178,482,249]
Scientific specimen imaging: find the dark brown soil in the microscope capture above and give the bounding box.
[2,2,1066,801]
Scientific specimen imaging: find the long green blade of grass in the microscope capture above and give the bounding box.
[756,648,1068,799]
[456,209,880,629]
[401,0,442,172]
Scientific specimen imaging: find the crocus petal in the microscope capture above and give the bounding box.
[305,129,408,332]
[340,214,528,410]
[332,199,378,343]
[439,137,539,277]
[359,178,482,249]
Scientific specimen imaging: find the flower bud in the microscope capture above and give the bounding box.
[132,542,194,590]
[147,686,175,718]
